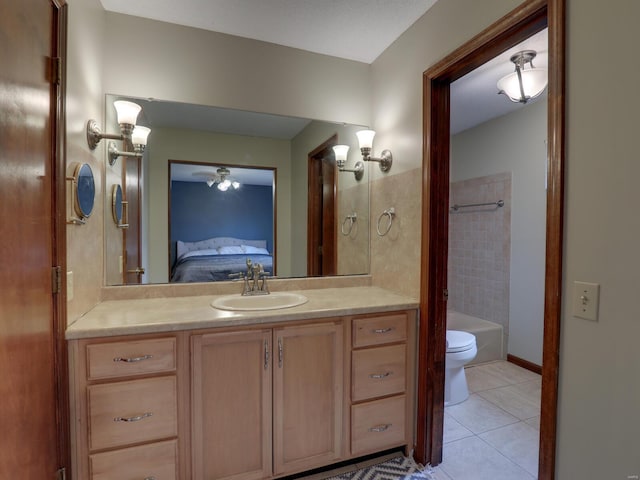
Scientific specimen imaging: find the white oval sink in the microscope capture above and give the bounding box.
[211,292,308,311]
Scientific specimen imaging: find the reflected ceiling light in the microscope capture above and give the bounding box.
[497,50,547,104]
[356,129,392,173]
[332,144,364,181]
[201,167,241,191]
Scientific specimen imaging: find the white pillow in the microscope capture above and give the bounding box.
[242,245,270,255]
[180,248,219,260]
[217,245,245,255]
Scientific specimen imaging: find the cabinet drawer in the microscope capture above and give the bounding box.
[88,376,178,451]
[352,314,407,348]
[87,338,176,380]
[351,395,405,456]
[352,344,406,402]
[90,440,177,480]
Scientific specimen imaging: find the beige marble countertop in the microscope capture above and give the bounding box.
[66,286,419,340]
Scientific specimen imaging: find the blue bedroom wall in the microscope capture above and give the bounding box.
[170,181,274,263]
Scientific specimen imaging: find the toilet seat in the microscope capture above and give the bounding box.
[446,330,475,353]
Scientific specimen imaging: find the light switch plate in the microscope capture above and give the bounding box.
[572,281,600,321]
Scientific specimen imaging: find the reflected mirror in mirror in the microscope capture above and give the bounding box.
[104,95,370,286]
[73,162,95,220]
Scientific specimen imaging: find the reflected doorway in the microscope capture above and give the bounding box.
[307,135,338,276]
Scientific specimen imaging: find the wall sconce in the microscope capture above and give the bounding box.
[332,145,364,181]
[497,50,547,104]
[107,126,151,166]
[86,100,142,150]
[356,130,393,173]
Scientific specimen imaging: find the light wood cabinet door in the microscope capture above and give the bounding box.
[192,330,272,480]
[273,322,343,475]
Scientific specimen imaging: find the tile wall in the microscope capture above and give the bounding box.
[447,172,511,333]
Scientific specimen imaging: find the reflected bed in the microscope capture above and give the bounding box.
[170,237,272,283]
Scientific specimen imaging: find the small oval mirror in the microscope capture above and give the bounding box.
[73,163,95,219]
[112,184,123,224]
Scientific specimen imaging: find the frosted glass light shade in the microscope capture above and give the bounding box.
[131,126,151,146]
[332,144,350,162]
[232,181,240,189]
[497,68,547,103]
[113,100,141,125]
[356,130,376,150]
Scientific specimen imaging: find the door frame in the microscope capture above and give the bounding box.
[307,135,338,276]
[415,1,564,479]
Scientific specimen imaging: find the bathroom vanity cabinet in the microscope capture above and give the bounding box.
[191,321,343,479]
[67,297,416,480]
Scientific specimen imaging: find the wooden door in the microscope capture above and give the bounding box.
[0,0,67,478]
[273,322,343,475]
[307,137,338,276]
[124,156,144,283]
[191,330,272,480]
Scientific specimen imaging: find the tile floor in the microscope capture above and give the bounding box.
[430,360,542,480]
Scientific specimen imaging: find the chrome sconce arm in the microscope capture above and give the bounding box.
[86,119,126,150]
[108,141,143,166]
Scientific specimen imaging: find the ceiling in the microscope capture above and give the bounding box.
[99,0,438,64]
[104,2,547,141]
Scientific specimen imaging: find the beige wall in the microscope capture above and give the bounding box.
[102,12,371,127]
[369,0,640,477]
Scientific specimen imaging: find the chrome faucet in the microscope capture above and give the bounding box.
[229,258,270,295]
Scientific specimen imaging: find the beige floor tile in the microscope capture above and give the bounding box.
[476,361,540,385]
[445,393,519,434]
[465,364,511,393]
[479,422,540,477]
[443,412,474,444]
[477,384,540,420]
[440,436,535,480]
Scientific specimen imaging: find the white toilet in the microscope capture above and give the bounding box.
[445,330,478,406]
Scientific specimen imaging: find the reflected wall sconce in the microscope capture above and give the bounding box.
[356,129,393,173]
[86,100,143,150]
[107,126,151,166]
[332,144,364,181]
[497,50,547,104]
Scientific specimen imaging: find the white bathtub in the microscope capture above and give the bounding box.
[447,311,504,365]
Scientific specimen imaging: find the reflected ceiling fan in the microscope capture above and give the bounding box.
[192,167,241,191]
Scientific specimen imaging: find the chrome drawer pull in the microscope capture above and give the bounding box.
[369,424,391,433]
[113,354,153,363]
[113,412,153,423]
[369,372,392,379]
[372,327,393,334]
